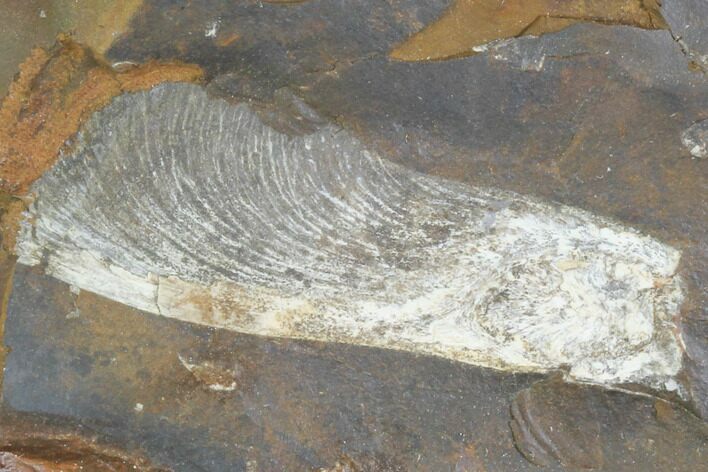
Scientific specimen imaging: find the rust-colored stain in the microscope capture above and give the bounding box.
[214,31,241,47]
[0,194,24,257]
[0,37,204,195]
[0,448,141,472]
[390,0,668,61]
[0,0,146,99]
[0,411,166,471]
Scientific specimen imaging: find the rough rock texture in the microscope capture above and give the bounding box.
[0,1,706,470]
[662,0,708,70]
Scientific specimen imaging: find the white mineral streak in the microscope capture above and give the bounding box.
[17,83,684,388]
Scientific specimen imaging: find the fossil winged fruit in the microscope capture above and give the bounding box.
[17,83,684,389]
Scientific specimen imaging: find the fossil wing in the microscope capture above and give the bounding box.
[17,83,684,389]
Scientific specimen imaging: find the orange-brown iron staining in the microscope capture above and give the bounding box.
[0,37,203,195]
[390,0,668,61]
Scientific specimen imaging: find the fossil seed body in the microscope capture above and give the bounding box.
[17,84,684,388]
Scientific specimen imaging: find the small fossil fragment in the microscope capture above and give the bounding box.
[681,119,708,159]
[17,83,684,389]
[510,376,708,469]
[178,354,238,392]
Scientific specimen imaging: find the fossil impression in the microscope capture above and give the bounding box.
[17,83,684,388]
